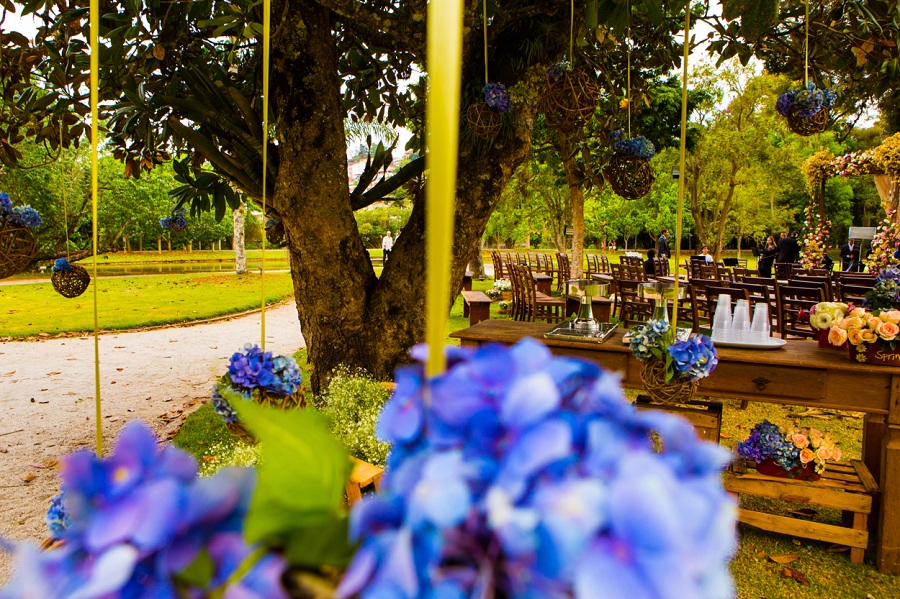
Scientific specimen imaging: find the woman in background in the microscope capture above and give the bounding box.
[758,236,778,277]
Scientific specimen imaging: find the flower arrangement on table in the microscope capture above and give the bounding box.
[828,305,900,364]
[466,82,511,139]
[799,206,831,270]
[865,209,900,272]
[338,338,736,598]
[0,192,42,279]
[629,319,718,404]
[737,420,841,480]
[809,301,849,348]
[863,267,900,311]
[604,130,656,199]
[159,207,188,231]
[212,343,306,442]
[775,83,836,135]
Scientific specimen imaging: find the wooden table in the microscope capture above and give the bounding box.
[532,272,552,295]
[450,320,900,574]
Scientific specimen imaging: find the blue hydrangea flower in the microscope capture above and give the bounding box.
[7,206,42,229]
[546,60,572,82]
[776,83,836,118]
[212,344,303,426]
[628,319,670,360]
[483,83,511,113]
[612,135,656,159]
[775,91,795,116]
[669,335,718,380]
[159,216,173,229]
[52,258,73,273]
[1,422,289,599]
[0,192,12,214]
[211,384,240,424]
[338,339,736,599]
[736,421,800,471]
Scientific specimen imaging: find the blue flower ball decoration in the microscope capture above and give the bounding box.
[775,83,836,118]
[2,422,289,598]
[546,60,572,83]
[52,258,73,273]
[0,192,13,213]
[2,198,42,229]
[159,216,173,229]
[483,83,512,113]
[612,135,656,159]
[338,339,737,599]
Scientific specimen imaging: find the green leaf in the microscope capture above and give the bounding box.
[177,549,215,588]
[230,399,352,547]
[722,0,779,40]
[284,517,356,568]
[641,0,664,25]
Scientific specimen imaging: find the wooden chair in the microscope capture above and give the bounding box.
[774,263,795,281]
[775,284,825,339]
[654,256,670,276]
[599,255,611,274]
[699,262,719,280]
[491,251,507,281]
[790,277,833,301]
[732,267,753,278]
[513,264,565,323]
[705,285,749,324]
[840,284,874,307]
[585,254,599,276]
[617,278,653,327]
[556,252,571,292]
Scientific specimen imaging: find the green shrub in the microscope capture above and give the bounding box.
[318,367,391,466]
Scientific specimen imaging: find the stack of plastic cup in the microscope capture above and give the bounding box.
[750,302,771,343]
[732,299,751,343]
[711,294,732,342]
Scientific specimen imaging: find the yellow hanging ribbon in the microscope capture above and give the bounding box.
[89,0,102,453]
[569,0,575,64]
[672,1,691,332]
[482,0,488,85]
[60,126,70,260]
[804,0,809,88]
[425,0,463,379]
[260,0,270,350]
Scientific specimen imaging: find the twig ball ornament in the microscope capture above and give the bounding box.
[541,62,600,132]
[786,106,830,136]
[265,220,285,245]
[640,358,698,404]
[0,220,38,280]
[466,102,503,139]
[51,258,91,298]
[776,84,835,137]
[605,154,655,199]
[159,208,188,232]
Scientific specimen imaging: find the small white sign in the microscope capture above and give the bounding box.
[848,226,877,240]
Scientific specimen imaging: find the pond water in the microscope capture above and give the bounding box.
[91,261,291,276]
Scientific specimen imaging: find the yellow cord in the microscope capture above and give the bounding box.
[627,20,631,138]
[60,125,70,260]
[89,0,102,454]
[672,2,691,332]
[260,0,270,351]
[804,0,809,87]
[569,0,574,64]
[482,0,488,85]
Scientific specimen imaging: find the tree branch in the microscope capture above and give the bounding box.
[315,0,427,55]
[352,155,425,210]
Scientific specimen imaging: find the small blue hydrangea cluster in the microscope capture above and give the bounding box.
[0,193,42,229]
[483,83,511,113]
[864,267,900,311]
[775,83,836,118]
[51,258,73,273]
[629,320,718,383]
[546,60,572,82]
[611,131,656,159]
[736,421,797,471]
[337,339,736,599]
[1,422,288,599]
[159,208,187,231]
[211,384,240,424]
[228,344,302,396]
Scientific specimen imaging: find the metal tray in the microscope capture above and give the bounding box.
[544,321,619,343]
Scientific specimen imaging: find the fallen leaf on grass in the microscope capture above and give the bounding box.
[44,459,58,468]
[719,432,731,439]
[769,553,799,564]
[46,372,60,376]
[21,473,35,483]
[826,544,850,553]
[202,456,218,462]
[779,567,809,584]
[790,508,818,518]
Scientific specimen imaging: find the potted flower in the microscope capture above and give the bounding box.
[0,192,41,280]
[212,344,306,442]
[497,299,510,314]
[775,83,836,136]
[737,420,842,481]
[809,301,849,348]
[863,267,900,311]
[829,306,900,365]
[493,277,512,301]
[629,319,717,404]
[603,130,656,200]
[466,82,511,139]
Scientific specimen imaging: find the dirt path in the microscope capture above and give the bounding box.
[0,302,305,585]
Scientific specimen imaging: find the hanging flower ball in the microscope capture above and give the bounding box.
[51,256,91,298]
[1,192,41,280]
[338,339,737,599]
[52,257,73,273]
[159,208,188,231]
[483,83,511,113]
[546,60,573,82]
[776,83,836,136]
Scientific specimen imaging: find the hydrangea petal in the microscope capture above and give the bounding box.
[501,371,561,429]
[68,545,140,599]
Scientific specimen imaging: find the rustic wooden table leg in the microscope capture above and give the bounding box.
[877,376,900,573]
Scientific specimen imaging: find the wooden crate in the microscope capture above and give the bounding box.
[635,395,723,444]
[724,459,879,564]
[346,458,384,505]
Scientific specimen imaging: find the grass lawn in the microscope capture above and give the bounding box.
[0,272,294,338]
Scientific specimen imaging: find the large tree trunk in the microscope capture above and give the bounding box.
[557,132,584,277]
[233,202,247,275]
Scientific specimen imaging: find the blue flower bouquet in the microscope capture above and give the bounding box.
[775,83,835,136]
[159,207,188,232]
[629,319,718,404]
[212,344,306,442]
[0,192,42,279]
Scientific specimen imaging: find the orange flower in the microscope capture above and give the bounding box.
[860,329,878,343]
[816,447,834,461]
[791,433,809,449]
[828,326,848,346]
[619,98,630,108]
[799,448,815,464]
[833,447,842,461]
[877,321,900,341]
[848,328,865,345]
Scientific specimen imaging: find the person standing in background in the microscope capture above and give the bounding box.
[840,238,857,271]
[758,236,778,277]
[381,230,393,264]
[777,231,800,263]
[657,229,670,259]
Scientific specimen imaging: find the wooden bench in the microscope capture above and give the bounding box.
[346,458,384,505]
[724,459,879,564]
[462,290,492,325]
[636,396,723,444]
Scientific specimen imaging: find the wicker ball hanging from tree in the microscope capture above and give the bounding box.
[775,84,834,137]
[265,219,286,245]
[466,83,511,139]
[541,62,600,133]
[603,131,656,200]
[0,193,41,280]
[51,257,91,298]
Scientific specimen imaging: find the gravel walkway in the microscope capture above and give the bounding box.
[0,302,305,585]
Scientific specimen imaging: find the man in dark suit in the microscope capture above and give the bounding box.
[840,239,857,271]
[776,231,800,263]
[656,229,670,259]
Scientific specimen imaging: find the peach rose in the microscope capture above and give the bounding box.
[845,316,864,329]
[799,448,815,464]
[877,321,900,341]
[868,317,883,331]
[848,328,865,345]
[828,326,848,346]
[816,447,834,461]
[792,433,809,448]
[884,310,900,324]
[860,329,878,343]
[833,447,842,461]
[850,307,867,318]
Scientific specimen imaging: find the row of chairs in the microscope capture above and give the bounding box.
[492,251,616,290]
[507,263,565,323]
